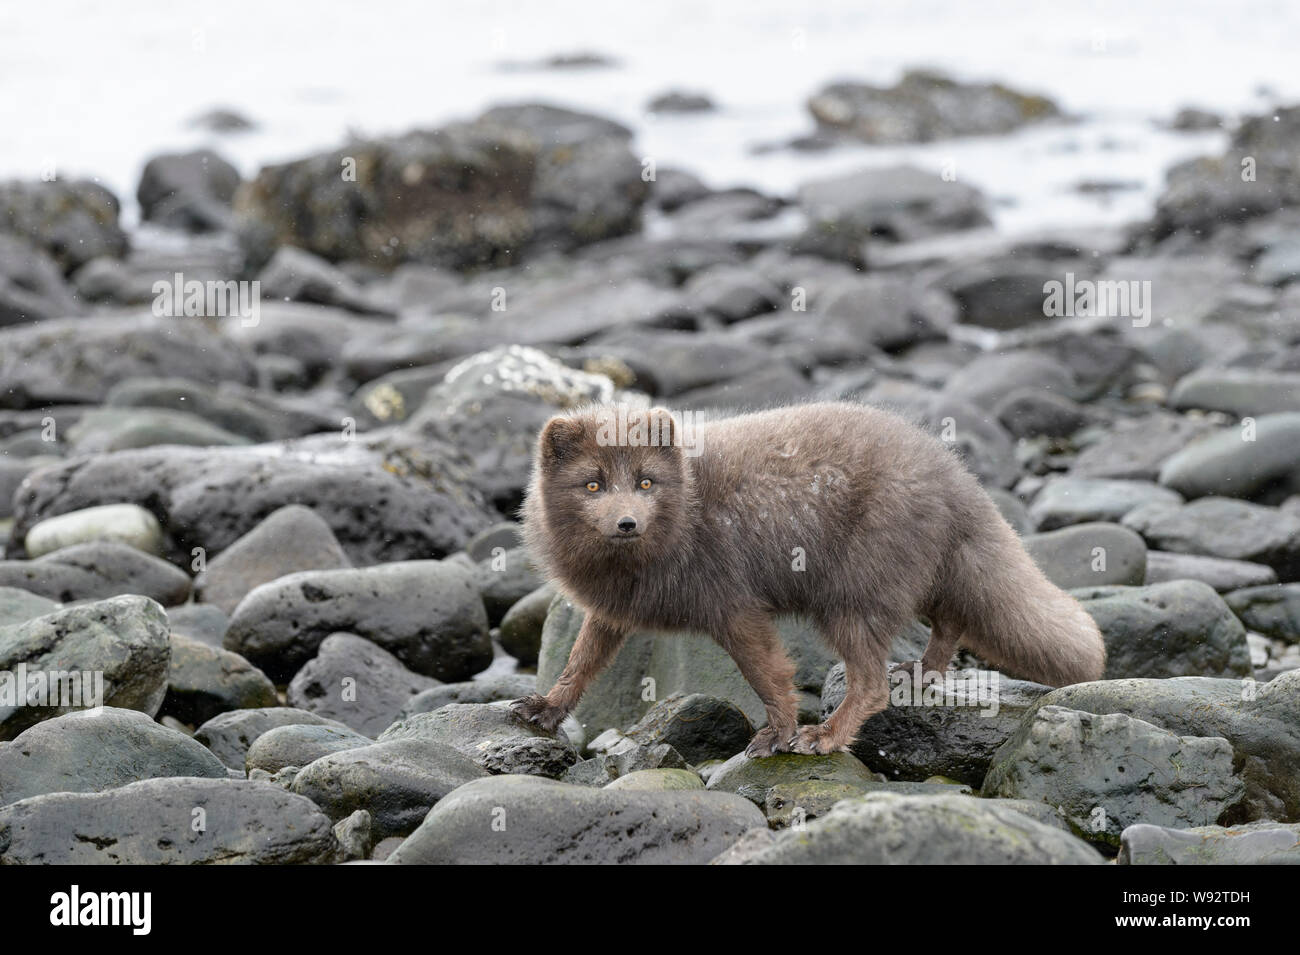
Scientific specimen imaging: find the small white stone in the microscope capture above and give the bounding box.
[25,503,164,558]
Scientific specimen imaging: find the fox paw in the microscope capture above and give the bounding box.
[789,723,849,755]
[744,726,797,758]
[510,695,568,732]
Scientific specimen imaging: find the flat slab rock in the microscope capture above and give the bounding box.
[0,776,339,864]
[387,774,765,864]
[710,792,1104,865]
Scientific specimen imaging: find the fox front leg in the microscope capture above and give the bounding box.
[512,613,626,732]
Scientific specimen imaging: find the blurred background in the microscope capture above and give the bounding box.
[5,0,1297,232]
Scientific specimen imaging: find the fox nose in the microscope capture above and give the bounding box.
[617,516,638,534]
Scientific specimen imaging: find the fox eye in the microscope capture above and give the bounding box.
[585,481,601,492]
[639,478,653,490]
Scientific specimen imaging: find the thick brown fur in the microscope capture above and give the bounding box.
[513,401,1106,756]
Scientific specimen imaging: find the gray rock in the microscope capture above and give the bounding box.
[165,602,230,649]
[1224,584,1300,642]
[1159,413,1300,501]
[1151,106,1300,237]
[1070,412,1214,480]
[762,778,975,829]
[408,345,616,508]
[1029,478,1184,531]
[287,633,438,736]
[105,376,338,442]
[245,722,371,774]
[647,90,715,114]
[0,587,57,627]
[0,541,191,605]
[0,178,127,272]
[387,774,764,864]
[943,261,1094,332]
[291,737,487,838]
[1122,496,1300,581]
[1255,236,1300,285]
[712,792,1103,864]
[650,167,712,211]
[224,559,491,682]
[683,264,781,323]
[161,632,277,726]
[1119,821,1300,864]
[257,246,392,315]
[1169,370,1300,417]
[585,728,689,777]
[984,706,1244,847]
[332,809,373,861]
[560,757,618,786]
[477,736,579,778]
[67,407,251,454]
[1168,107,1223,132]
[0,708,227,805]
[189,107,257,133]
[0,457,59,519]
[705,751,880,806]
[586,328,776,396]
[137,150,240,232]
[812,273,954,351]
[942,350,1076,409]
[624,693,755,764]
[398,675,538,719]
[604,768,704,792]
[464,522,523,562]
[0,595,171,740]
[1143,551,1278,593]
[0,314,256,410]
[0,777,338,864]
[807,69,1061,144]
[24,503,164,558]
[237,103,647,270]
[1024,522,1147,589]
[379,702,575,772]
[498,584,554,666]
[0,234,83,324]
[1018,671,1300,822]
[192,706,353,770]
[673,363,814,411]
[994,387,1092,439]
[193,504,350,615]
[475,547,543,625]
[9,431,496,567]
[796,165,989,261]
[1075,580,1254,679]
[826,662,1052,784]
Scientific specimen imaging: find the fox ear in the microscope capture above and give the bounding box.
[540,415,585,464]
[647,407,679,451]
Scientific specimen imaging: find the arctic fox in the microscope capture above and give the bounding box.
[513,402,1105,757]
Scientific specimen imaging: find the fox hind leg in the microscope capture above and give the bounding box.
[713,610,801,758]
[792,614,891,755]
[888,620,960,686]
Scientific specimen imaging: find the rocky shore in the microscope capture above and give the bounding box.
[2,72,1300,864]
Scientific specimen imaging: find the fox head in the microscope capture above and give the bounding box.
[530,405,692,564]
